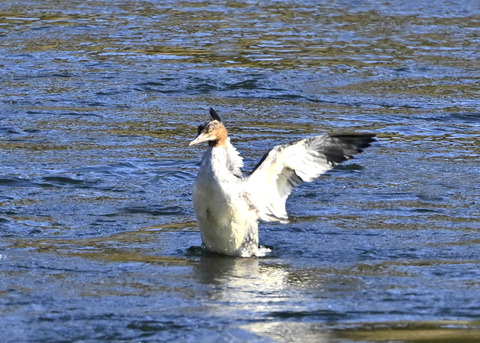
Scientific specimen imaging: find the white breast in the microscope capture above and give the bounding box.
[193,146,259,256]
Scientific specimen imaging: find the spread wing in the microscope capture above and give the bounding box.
[245,133,375,222]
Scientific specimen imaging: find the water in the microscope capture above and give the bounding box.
[1,0,480,341]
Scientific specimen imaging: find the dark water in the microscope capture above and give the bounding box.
[1,0,480,341]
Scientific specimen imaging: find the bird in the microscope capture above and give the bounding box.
[189,108,375,257]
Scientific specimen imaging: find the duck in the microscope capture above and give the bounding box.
[189,108,375,257]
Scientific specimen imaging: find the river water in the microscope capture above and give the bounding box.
[1,0,480,342]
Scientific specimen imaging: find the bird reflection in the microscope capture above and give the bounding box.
[193,254,289,301]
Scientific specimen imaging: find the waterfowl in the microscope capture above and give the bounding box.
[189,108,375,257]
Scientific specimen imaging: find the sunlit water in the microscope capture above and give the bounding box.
[1,0,480,342]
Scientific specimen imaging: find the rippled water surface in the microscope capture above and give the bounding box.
[1,0,480,341]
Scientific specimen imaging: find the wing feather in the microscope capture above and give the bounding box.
[246,133,375,222]
[225,138,243,178]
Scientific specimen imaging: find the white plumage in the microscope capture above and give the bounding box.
[190,108,375,257]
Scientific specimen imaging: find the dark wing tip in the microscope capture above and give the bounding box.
[331,133,376,147]
[209,107,222,122]
[325,133,376,165]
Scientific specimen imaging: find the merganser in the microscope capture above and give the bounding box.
[189,108,375,257]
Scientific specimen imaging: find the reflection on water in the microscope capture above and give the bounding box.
[1,0,480,341]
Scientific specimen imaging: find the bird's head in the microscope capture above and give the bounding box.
[189,108,228,147]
